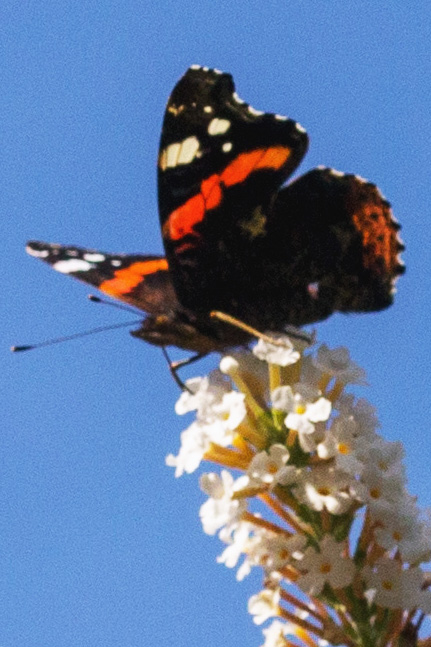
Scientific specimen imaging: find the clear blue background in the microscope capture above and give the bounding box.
[3,2,430,645]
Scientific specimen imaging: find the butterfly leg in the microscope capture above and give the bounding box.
[161,347,207,390]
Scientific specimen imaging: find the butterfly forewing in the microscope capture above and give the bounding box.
[158,65,309,315]
[26,241,179,315]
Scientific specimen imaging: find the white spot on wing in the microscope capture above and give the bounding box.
[177,136,200,164]
[295,122,306,133]
[248,105,264,116]
[159,148,168,170]
[167,104,184,116]
[208,118,231,136]
[203,105,213,113]
[111,259,121,267]
[233,92,244,104]
[83,253,106,262]
[353,174,368,184]
[53,259,93,274]
[160,137,200,170]
[222,141,233,153]
[26,245,49,258]
[275,114,287,121]
[166,142,181,168]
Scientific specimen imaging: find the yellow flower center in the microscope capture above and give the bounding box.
[320,562,332,575]
[268,462,278,475]
[337,442,350,455]
[317,487,331,496]
[295,404,306,415]
[369,487,381,499]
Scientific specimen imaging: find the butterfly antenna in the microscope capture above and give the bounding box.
[89,295,203,391]
[210,310,312,345]
[11,319,143,353]
[87,294,142,315]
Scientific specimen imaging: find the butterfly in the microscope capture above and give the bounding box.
[26,65,404,355]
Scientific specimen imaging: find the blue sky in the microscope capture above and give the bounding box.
[3,2,431,645]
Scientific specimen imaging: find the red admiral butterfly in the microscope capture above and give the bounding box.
[26,65,404,354]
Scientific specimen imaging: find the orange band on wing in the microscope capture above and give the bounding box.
[164,146,291,241]
[352,204,396,274]
[99,259,168,297]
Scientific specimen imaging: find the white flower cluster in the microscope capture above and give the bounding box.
[167,335,431,646]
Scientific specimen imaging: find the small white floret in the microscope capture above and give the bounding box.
[248,589,281,625]
[253,335,300,367]
[313,344,367,385]
[296,535,355,596]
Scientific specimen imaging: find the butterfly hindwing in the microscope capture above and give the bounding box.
[267,167,405,319]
